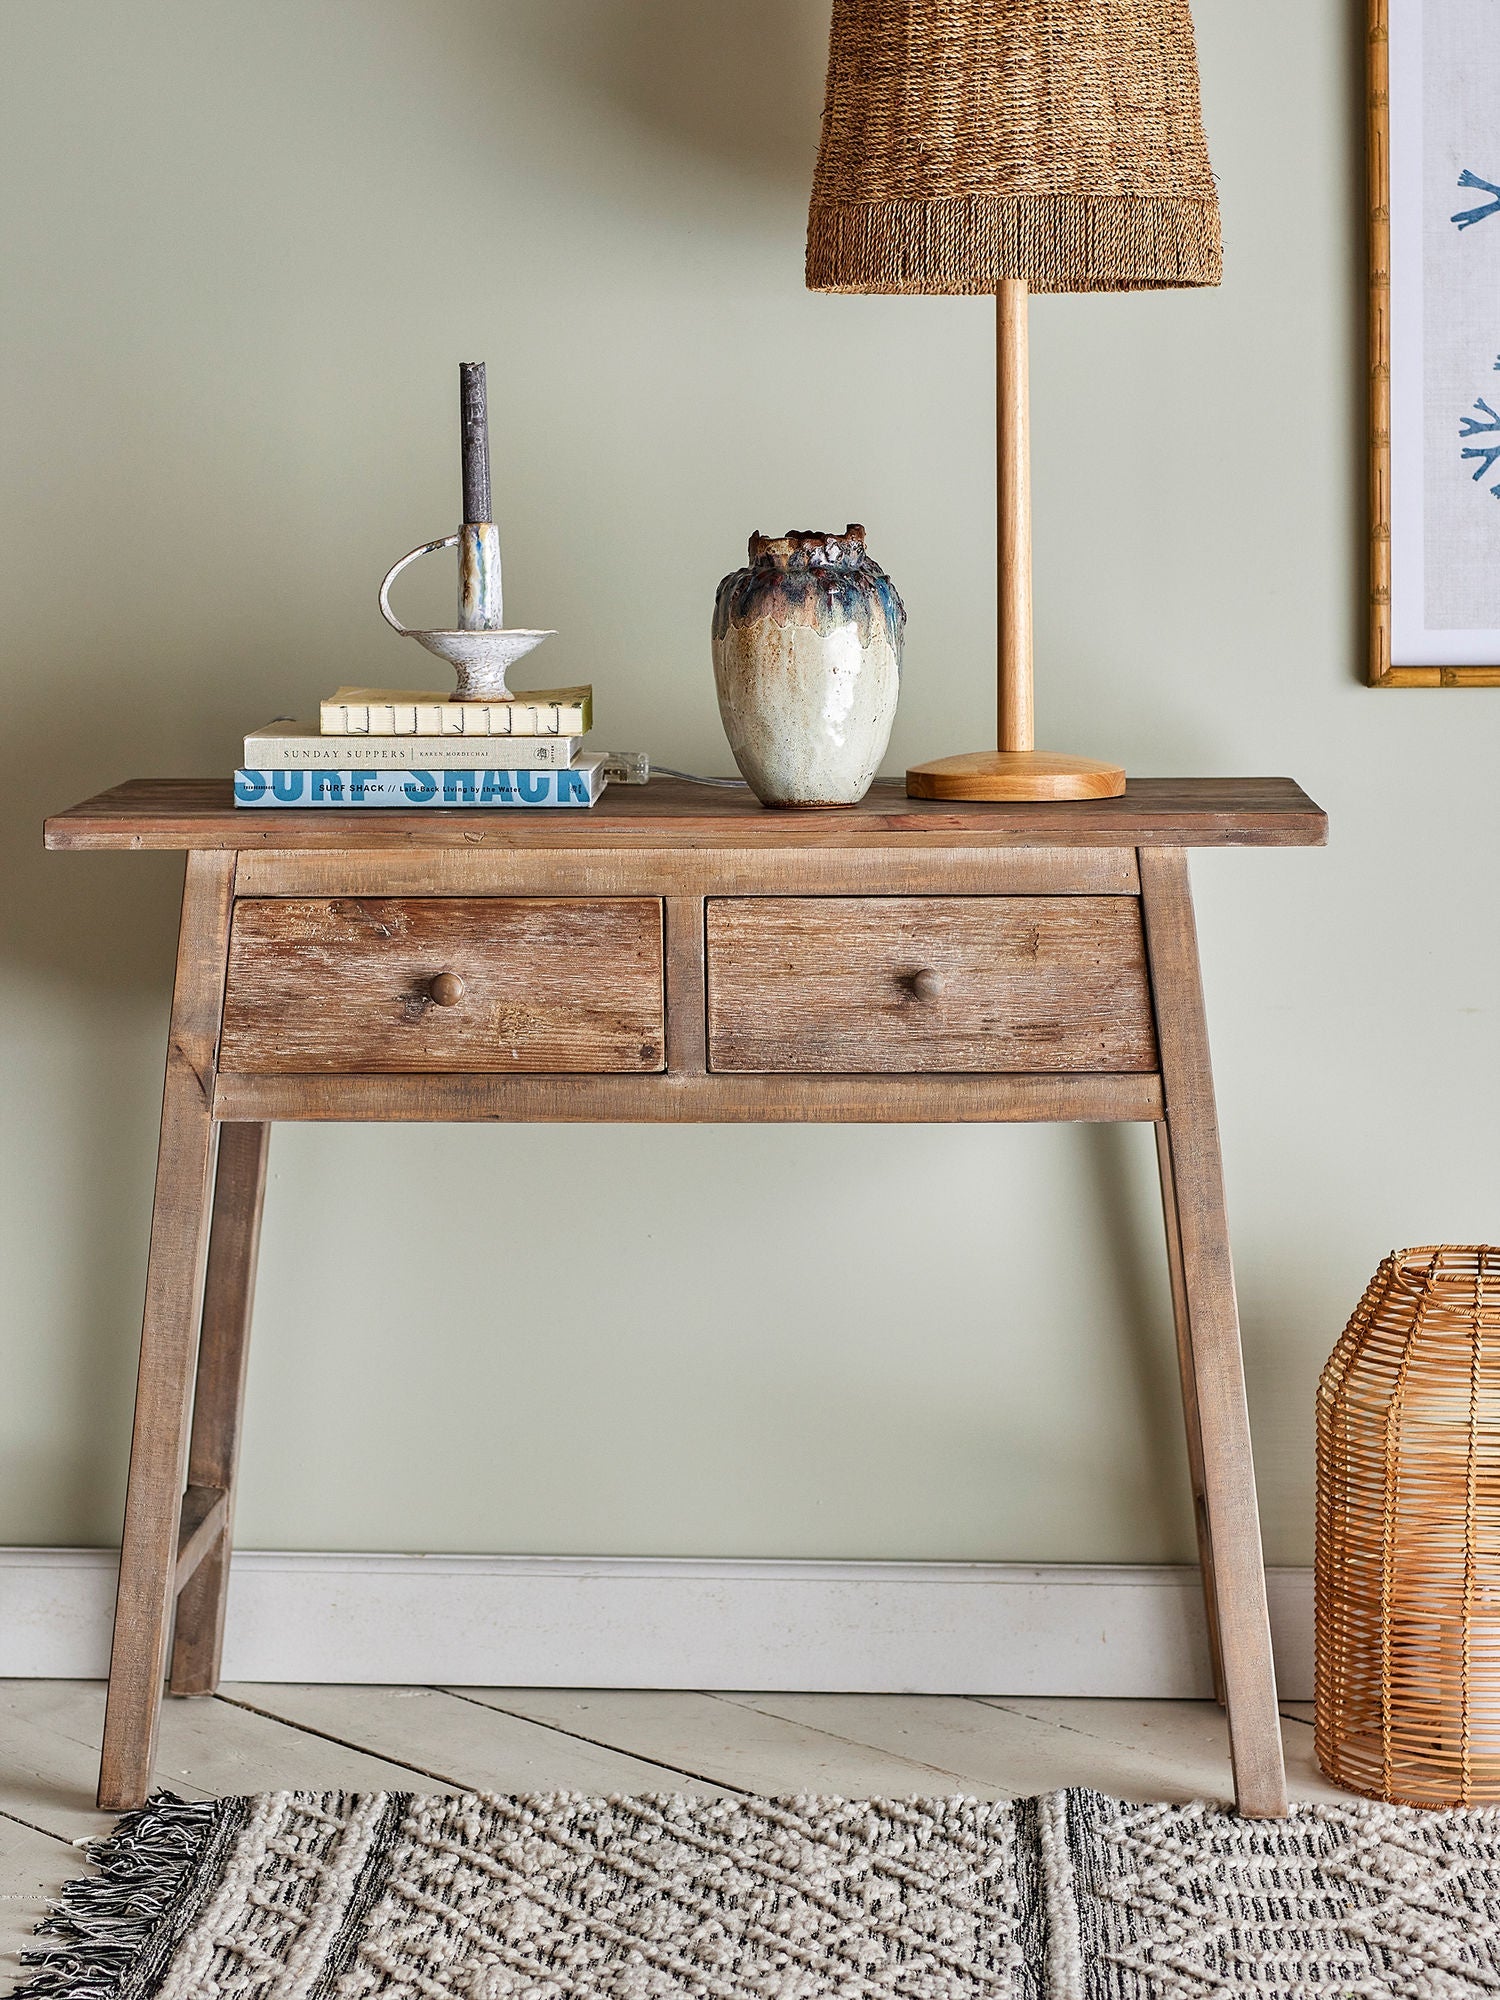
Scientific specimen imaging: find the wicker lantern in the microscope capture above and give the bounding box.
[805,0,1221,802]
[1316,1245,1500,1805]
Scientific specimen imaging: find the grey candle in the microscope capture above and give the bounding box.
[459,361,491,525]
[457,362,501,633]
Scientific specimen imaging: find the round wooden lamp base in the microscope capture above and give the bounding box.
[905,750,1126,802]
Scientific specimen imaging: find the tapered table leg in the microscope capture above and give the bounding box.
[1154,1121,1226,1708]
[98,851,236,1812]
[168,1120,269,1696]
[1139,846,1287,1818]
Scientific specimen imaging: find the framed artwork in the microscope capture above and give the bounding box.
[1370,0,1500,685]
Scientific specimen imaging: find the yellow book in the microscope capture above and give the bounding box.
[321,686,593,737]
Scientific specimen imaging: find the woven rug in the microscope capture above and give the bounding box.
[19,1787,1500,1999]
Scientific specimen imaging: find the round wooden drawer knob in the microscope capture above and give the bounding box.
[910,968,944,1001]
[427,971,466,1007]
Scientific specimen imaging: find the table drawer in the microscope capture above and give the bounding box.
[220,898,664,1073]
[706,896,1157,1073]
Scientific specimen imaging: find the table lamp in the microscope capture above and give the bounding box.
[806,0,1221,802]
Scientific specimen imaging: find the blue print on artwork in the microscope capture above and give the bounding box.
[1461,397,1500,493]
[1453,169,1500,230]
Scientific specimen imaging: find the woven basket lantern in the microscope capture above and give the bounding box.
[806,0,1222,295]
[1316,1245,1500,1806]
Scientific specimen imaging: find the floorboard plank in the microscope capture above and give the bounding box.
[0,1682,148,1842]
[0,1813,78,1997]
[227,1686,726,1796]
[454,1689,972,1796]
[975,1697,1350,1804]
[724,1692,1216,1801]
[0,1681,441,1842]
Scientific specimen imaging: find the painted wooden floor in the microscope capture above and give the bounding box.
[0,1683,1337,1991]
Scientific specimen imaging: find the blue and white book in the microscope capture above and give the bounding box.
[234,757,606,809]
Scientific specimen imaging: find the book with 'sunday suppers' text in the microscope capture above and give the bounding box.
[245,723,583,769]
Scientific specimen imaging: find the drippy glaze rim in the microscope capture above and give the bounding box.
[747,524,867,567]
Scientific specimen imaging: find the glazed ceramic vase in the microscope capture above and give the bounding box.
[711,525,905,807]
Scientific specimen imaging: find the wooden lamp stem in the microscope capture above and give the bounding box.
[997,280,1034,755]
[905,283,1125,801]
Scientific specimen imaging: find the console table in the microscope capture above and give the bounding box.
[46,776,1326,1816]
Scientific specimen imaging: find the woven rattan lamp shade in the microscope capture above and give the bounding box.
[805,0,1221,295]
[1316,1246,1500,1807]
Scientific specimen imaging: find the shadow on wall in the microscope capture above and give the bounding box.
[502,0,829,186]
[1082,1122,1187,1550]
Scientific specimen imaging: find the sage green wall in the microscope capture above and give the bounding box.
[3,1,1490,1567]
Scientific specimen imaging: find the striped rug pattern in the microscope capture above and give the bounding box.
[19,1785,1500,1997]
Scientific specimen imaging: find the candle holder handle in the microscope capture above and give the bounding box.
[378,535,459,636]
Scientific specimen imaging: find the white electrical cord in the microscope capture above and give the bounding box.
[601,753,746,789]
[650,766,748,789]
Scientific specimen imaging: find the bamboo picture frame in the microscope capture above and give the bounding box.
[1369,0,1500,685]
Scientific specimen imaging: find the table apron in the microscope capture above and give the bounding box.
[231,846,1142,898]
[209,1070,1165,1123]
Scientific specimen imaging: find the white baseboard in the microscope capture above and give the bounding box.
[0,1550,1314,1699]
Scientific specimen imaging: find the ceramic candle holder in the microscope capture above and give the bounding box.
[378,533,554,700]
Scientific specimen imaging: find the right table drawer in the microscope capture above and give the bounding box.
[705,896,1158,1074]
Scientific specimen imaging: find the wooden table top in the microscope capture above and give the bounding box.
[45,777,1327,852]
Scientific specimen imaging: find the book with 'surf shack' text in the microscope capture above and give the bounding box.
[234,757,606,809]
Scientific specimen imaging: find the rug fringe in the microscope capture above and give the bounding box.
[16,1792,225,2000]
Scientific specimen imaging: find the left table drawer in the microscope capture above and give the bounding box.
[219,898,665,1073]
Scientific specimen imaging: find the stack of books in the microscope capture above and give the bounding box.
[233,686,602,809]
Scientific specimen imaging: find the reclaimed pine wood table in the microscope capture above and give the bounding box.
[46,776,1327,1816]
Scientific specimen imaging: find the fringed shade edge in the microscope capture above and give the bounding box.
[806,194,1222,294]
